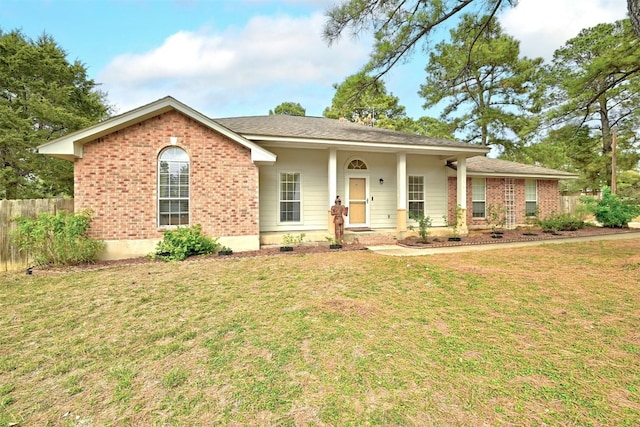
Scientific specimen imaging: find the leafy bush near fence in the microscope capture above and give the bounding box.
[11,210,104,265]
[153,225,219,261]
[581,186,640,228]
[538,213,585,232]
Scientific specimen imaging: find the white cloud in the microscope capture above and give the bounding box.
[500,0,628,61]
[99,11,368,117]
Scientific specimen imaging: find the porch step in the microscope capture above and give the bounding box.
[344,229,396,245]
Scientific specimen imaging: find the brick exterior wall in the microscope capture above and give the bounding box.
[448,177,560,227]
[74,110,259,240]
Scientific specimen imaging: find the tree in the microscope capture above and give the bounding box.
[630,0,640,38]
[323,72,406,126]
[269,102,306,116]
[617,169,640,199]
[325,0,640,83]
[0,29,111,199]
[419,14,544,154]
[377,116,456,139]
[512,125,604,194]
[547,19,640,186]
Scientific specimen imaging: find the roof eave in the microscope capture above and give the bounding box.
[244,135,490,156]
[467,172,579,180]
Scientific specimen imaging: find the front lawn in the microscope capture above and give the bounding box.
[1,238,639,426]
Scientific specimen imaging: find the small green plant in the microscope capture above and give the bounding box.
[443,205,464,238]
[486,204,507,235]
[153,225,219,261]
[580,186,640,228]
[281,233,305,246]
[11,210,104,266]
[218,246,233,255]
[409,212,432,243]
[325,236,338,245]
[538,213,585,233]
[523,210,539,235]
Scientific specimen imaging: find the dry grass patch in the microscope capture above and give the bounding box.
[1,239,639,426]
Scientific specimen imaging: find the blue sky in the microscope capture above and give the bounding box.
[1,0,628,119]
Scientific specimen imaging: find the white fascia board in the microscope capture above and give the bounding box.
[246,135,490,156]
[467,172,579,180]
[37,103,176,159]
[37,97,277,164]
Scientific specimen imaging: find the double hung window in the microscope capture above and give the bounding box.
[525,179,538,217]
[279,172,301,222]
[408,176,425,218]
[472,178,486,218]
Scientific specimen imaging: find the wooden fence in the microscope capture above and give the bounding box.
[0,198,74,272]
[559,195,581,214]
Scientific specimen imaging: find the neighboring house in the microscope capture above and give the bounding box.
[38,97,577,260]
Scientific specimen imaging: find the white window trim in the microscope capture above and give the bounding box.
[408,175,425,220]
[157,147,190,228]
[472,178,486,219]
[277,170,303,225]
[525,179,538,217]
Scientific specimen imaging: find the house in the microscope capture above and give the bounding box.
[38,97,577,260]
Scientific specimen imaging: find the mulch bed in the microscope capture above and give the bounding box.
[30,226,640,273]
[397,226,640,248]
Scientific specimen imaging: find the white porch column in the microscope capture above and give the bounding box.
[397,152,407,233]
[456,155,468,235]
[328,149,338,234]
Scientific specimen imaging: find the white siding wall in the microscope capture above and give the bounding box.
[259,148,449,232]
[407,156,448,226]
[259,148,328,232]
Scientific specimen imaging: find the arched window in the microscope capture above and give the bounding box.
[158,147,189,226]
[347,159,367,170]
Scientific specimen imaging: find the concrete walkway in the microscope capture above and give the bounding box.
[367,230,640,257]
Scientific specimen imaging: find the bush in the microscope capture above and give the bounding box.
[538,213,585,232]
[580,186,640,228]
[11,210,104,266]
[409,212,432,243]
[281,233,306,246]
[153,225,219,261]
[486,204,507,233]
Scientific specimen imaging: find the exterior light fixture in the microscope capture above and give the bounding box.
[379,178,384,185]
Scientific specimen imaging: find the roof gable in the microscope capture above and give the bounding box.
[37,96,277,164]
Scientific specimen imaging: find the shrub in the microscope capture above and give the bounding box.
[281,233,306,246]
[580,186,640,228]
[11,210,104,266]
[153,225,219,261]
[486,204,507,234]
[538,213,585,232]
[409,212,432,243]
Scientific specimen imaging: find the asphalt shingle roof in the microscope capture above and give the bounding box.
[214,115,478,149]
[463,156,577,178]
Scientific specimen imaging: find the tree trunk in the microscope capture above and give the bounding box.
[630,0,640,38]
[598,95,612,186]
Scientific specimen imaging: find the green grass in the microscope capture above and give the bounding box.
[1,238,640,426]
